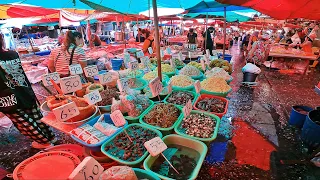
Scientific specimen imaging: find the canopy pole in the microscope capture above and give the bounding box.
[24,26,35,54]
[222,7,227,59]
[137,18,141,43]
[122,15,126,49]
[152,0,162,81]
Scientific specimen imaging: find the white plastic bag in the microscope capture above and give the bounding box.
[242,63,261,74]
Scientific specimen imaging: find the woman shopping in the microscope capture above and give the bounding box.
[246,34,270,66]
[0,33,55,149]
[141,29,155,55]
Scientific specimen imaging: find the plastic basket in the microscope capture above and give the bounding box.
[200,88,232,97]
[124,100,155,123]
[289,106,313,128]
[111,59,123,70]
[301,110,320,148]
[71,114,128,152]
[193,94,229,118]
[133,168,161,180]
[178,71,204,80]
[139,103,182,136]
[227,76,233,84]
[163,90,198,108]
[101,123,162,166]
[143,135,208,180]
[218,53,232,63]
[127,70,145,79]
[172,84,195,91]
[174,110,220,142]
[163,71,176,78]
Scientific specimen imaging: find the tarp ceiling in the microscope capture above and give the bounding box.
[185,9,256,22]
[217,0,320,20]
[0,4,58,18]
[186,0,248,13]
[1,0,94,10]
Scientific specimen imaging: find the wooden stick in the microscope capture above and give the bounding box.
[124,130,133,142]
[161,153,179,174]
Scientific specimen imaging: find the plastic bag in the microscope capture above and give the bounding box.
[99,166,138,180]
[242,63,261,74]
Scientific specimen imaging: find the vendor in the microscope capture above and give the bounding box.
[299,32,316,53]
[141,29,154,54]
[0,33,56,149]
[187,28,198,44]
[135,28,145,42]
[90,34,102,46]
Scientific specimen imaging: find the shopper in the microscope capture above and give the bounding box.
[135,28,145,42]
[141,29,155,54]
[187,28,198,44]
[246,34,269,65]
[203,27,214,56]
[90,34,102,46]
[0,33,55,149]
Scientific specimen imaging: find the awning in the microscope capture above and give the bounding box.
[186,0,249,13]
[0,4,58,18]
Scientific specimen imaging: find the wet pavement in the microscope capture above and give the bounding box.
[0,46,319,180]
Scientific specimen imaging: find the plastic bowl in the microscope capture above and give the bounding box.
[178,71,204,80]
[163,90,198,108]
[61,106,99,125]
[124,100,155,123]
[200,88,232,97]
[172,84,194,92]
[143,135,208,180]
[133,168,161,180]
[193,94,229,118]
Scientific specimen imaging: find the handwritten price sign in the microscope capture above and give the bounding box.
[194,80,201,94]
[110,110,126,127]
[178,52,183,61]
[52,101,80,121]
[148,47,153,54]
[117,79,134,92]
[129,61,139,70]
[144,137,168,156]
[98,72,113,85]
[42,72,60,86]
[84,90,102,105]
[84,65,99,77]
[141,56,150,66]
[60,75,82,94]
[149,77,163,97]
[183,99,192,117]
[166,47,172,55]
[69,157,103,180]
[136,50,144,58]
[69,64,83,75]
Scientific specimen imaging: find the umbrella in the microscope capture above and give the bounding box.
[0,4,58,18]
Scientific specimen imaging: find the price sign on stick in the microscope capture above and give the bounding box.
[200,59,206,71]
[194,80,201,94]
[160,50,164,58]
[84,65,99,77]
[42,72,60,86]
[98,72,113,85]
[149,77,163,97]
[53,101,80,122]
[60,75,82,94]
[144,137,168,156]
[148,47,153,54]
[69,64,83,75]
[117,79,133,93]
[183,99,192,117]
[166,47,172,55]
[141,56,150,66]
[170,59,175,69]
[129,61,139,70]
[68,157,104,180]
[124,53,130,64]
[167,81,172,94]
[110,110,126,127]
[178,52,183,61]
[136,51,144,58]
[84,90,102,105]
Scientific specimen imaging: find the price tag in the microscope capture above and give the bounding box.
[136,50,144,58]
[141,56,150,66]
[182,99,192,117]
[117,78,134,92]
[69,64,83,75]
[60,75,82,94]
[160,50,164,58]
[98,72,113,85]
[42,72,60,86]
[166,47,172,55]
[148,47,153,54]
[144,137,168,156]
[84,90,102,105]
[194,80,201,94]
[84,65,99,77]
[68,157,104,180]
[178,52,183,61]
[206,49,210,57]
[188,52,192,59]
[52,101,80,122]
[170,59,175,69]
[110,110,126,127]
[124,53,130,64]
[149,77,163,97]
[167,81,172,94]
[129,61,139,70]
[200,59,206,71]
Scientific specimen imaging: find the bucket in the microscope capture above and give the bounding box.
[243,72,258,82]
[218,53,232,62]
[289,106,313,128]
[301,110,320,148]
[111,59,123,70]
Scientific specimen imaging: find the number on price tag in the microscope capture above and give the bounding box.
[200,59,206,71]
[149,77,163,97]
[194,80,201,94]
[60,75,82,94]
[167,81,172,94]
[170,59,175,69]
[52,101,80,121]
[144,137,168,156]
[98,72,113,85]
[84,90,102,105]
[178,52,183,61]
[148,47,153,54]
[136,51,144,58]
[160,50,164,58]
[110,110,126,127]
[183,99,192,117]
[68,157,103,180]
[42,72,60,86]
[141,56,150,66]
[129,61,139,70]
[166,47,172,55]
[124,53,130,64]
[84,65,99,77]
[69,64,83,75]
[117,78,133,92]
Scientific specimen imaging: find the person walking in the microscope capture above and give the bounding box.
[203,27,214,56]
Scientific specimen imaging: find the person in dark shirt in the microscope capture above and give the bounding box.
[0,33,55,149]
[203,27,214,56]
[187,28,198,44]
[136,28,145,43]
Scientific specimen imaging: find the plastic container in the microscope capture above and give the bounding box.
[193,94,229,118]
[139,103,182,136]
[243,72,258,82]
[200,88,232,98]
[127,70,145,79]
[218,53,232,63]
[143,135,208,180]
[101,123,162,166]
[174,110,220,142]
[111,59,123,70]
[179,71,204,80]
[71,114,128,152]
[172,84,194,92]
[124,100,155,123]
[301,110,320,148]
[35,50,51,56]
[133,168,161,180]
[289,106,313,128]
[163,90,198,108]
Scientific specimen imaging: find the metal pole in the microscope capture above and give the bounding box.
[24,26,35,54]
[204,13,208,53]
[152,0,162,81]
[223,7,227,58]
[122,15,126,49]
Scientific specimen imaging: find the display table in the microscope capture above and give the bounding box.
[41,113,80,134]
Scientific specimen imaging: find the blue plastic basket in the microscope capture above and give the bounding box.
[289,106,313,128]
[301,110,320,148]
[111,59,123,70]
[71,114,128,151]
[35,50,51,56]
[218,53,232,63]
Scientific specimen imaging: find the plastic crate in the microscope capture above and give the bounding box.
[71,114,128,152]
[174,110,220,142]
[193,94,229,118]
[124,100,155,123]
[163,90,198,108]
[200,88,232,97]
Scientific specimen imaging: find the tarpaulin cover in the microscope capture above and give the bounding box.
[2,0,94,10]
[186,0,248,13]
[217,0,320,20]
[185,10,255,22]
[0,5,58,18]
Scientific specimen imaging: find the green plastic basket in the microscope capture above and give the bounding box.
[226,76,233,84]
[127,70,145,79]
[200,88,232,97]
[143,135,208,180]
[172,84,194,91]
[176,65,185,69]
[139,103,182,136]
[133,168,161,180]
[163,70,176,78]
[163,90,198,108]
[174,110,221,142]
[179,71,204,80]
[101,123,162,166]
[124,100,155,123]
[143,74,170,86]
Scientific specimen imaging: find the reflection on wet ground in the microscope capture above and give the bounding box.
[0,47,319,180]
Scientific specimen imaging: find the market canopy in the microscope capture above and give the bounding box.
[0,4,58,18]
[186,0,249,13]
[185,9,256,22]
[217,0,320,20]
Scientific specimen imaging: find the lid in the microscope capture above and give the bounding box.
[44,144,85,160]
[13,151,80,180]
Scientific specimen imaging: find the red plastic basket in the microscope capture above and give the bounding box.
[193,94,229,118]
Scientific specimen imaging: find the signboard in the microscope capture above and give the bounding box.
[194,80,201,94]
[182,99,192,117]
[68,157,104,180]
[83,65,99,77]
[98,72,113,85]
[110,110,126,127]
[149,77,163,97]
[42,72,60,86]
[52,101,80,122]
[60,75,82,94]
[69,64,83,75]
[83,90,102,105]
[144,137,168,156]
